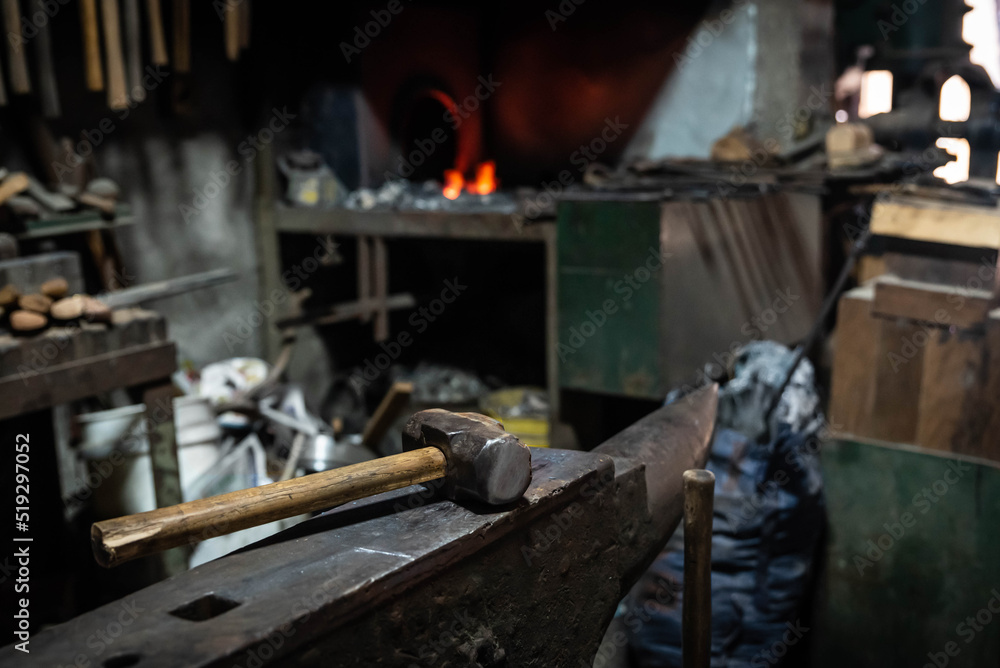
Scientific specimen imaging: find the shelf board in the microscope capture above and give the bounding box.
[273,205,553,242]
[16,204,135,239]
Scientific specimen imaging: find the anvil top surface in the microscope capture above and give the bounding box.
[12,449,615,668]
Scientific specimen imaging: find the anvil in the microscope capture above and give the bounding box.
[6,386,716,667]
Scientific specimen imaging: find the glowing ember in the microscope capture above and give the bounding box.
[471,161,497,195]
[442,169,464,200]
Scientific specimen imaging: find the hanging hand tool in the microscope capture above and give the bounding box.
[79,0,104,90]
[100,0,128,109]
[2,0,30,93]
[145,0,167,65]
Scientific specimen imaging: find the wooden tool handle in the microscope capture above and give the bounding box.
[80,0,104,90]
[145,0,168,65]
[172,0,190,73]
[682,469,715,668]
[101,0,128,109]
[223,0,239,61]
[3,0,31,93]
[92,446,447,568]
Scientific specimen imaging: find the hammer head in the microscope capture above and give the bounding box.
[402,409,532,506]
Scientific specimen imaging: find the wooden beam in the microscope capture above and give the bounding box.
[873,275,994,330]
[361,381,414,447]
[915,329,985,454]
[0,342,177,419]
[829,287,878,438]
[871,196,1000,249]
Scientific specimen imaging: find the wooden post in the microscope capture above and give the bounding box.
[141,381,186,576]
[682,469,714,668]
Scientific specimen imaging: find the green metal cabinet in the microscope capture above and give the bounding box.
[811,438,1000,667]
[557,200,664,398]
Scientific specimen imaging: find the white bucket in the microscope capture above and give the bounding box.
[78,398,224,516]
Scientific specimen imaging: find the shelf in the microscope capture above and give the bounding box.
[15,204,135,239]
[273,205,554,243]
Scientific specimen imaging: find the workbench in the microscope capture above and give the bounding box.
[0,310,185,575]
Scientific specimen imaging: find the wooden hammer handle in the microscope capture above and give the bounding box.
[3,0,31,93]
[80,0,104,90]
[101,0,128,109]
[92,446,447,568]
[145,0,168,65]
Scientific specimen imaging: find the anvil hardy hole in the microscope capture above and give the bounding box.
[168,593,241,621]
[103,653,142,668]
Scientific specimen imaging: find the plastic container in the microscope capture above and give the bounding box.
[77,398,224,516]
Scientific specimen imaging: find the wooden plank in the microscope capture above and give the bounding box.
[0,342,177,419]
[275,294,415,330]
[361,380,413,446]
[857,255,887,284]
[871,196,1000,249]
[916,329,985,454]
[828,286,878,438]
[275,205,552,242]
[0,311,167,377]
[883,251,996,288]
[873,275,993,330]
[869,314,926,444]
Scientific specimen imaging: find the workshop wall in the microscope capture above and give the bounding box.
[103,124,260,368]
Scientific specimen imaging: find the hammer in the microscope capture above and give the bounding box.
[91,409,532,568]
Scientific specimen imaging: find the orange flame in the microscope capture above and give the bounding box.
[471,161,497,195]
[442,169,464,200]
